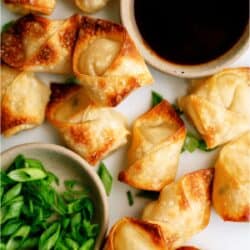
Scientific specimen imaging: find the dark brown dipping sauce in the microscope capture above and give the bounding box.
[134,0,249,65]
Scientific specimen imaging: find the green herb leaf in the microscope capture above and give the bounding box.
[0,171,14,187]
[2,183,22,206]
[82,198,94,221]
[0,243,6,250]
[65,238,79,250]
[39,223,61,250]
[182,132,200,153]
[82,220,99,238]
[1,219,22,236]
[65,76,80,84]
[20,237,39,249]
[151,91,164,107]
[1,20,15,33]
[97,162,112,196]
[8,168,47,182]
[6,225,30,250]
[126,190,134,206]
[0,196,24,224]
[79,238,95,250]
[182,132,215,153]
[25,158,45,170]
[136,190,159,200]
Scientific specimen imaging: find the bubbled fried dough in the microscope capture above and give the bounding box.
[1,14,81,74]
[119,100,186,191]
[73,16,153,106]
[1,64,50,137]
[178,67,250,148]
[212,132,250,222]
[3,0,56,15]
[46,83,129,165]
[142,168,214,249]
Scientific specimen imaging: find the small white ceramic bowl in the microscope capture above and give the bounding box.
[1,143,109,250]
[120,0,250,78]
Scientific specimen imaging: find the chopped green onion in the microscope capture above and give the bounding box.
[6,225,30,250]
[97,162,113,196]
[39,223,61,250]
[8,168,47,182]
[1,155,99,249]
[182,132,200,153]
[182,132,215,153]
[1,219,23,236]
[2,183,22,206]
[151,91,164,107]
[1,20,15,33]
[136,190,159,200]
[79,238,95,250]
[65,76,80,84]
[126,190,134,206]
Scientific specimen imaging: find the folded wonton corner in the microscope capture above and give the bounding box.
[142,168,214,249]
[73,16,153,106]
[178,68,250,149]
[46,83,129,165]
[104,217,167,250]
[119,100,186,191]
[1,14,80,74]
[1,65,50,137]
[212,131,250,222]
[105,168,212,249]
[3,0,56,15]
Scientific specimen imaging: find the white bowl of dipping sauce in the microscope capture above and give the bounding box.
[120,0,250,78]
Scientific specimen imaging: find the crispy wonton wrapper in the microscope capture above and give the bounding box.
[1,14,80,74]
[73,16,153,106]
[142,168,214,249]
[178,68,250,148]
[46,83,129,165]
[75,0,109,13]
[119,100,186,191]
[3,0,56,15]
[212,131,250,222]
[1,65,50,137]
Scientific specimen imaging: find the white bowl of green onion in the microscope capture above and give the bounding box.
[1,143,109,250]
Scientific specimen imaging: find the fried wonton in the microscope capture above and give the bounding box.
[104,217,167,250]
[119,101,186,191]
[73,16,153,106]
[1,65,50,137]
[178,68,250,148]
[3,0,56,15]
[46,83,129,165]
[142,168,214,249]
[1,14,80,74]
[212,131,250,222]
[75,0,109,13]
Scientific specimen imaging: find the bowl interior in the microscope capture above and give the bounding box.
[1,143,109,250]
[121,0,250,78]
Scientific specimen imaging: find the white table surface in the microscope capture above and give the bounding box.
[1,1,250,249]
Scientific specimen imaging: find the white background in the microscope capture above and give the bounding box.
[1,1,250,249]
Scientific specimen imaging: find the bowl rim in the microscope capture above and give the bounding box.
[1,142,109,250]
[120,0,250,78]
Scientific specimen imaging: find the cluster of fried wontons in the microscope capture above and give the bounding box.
[1,14,153,106]
[1,3,250,248]
[3,0,109,15]
[105,168,214,250]
[105,130,250,248]
[46,83,129,165]
[1,13,152,165]
[103,68,250,249]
